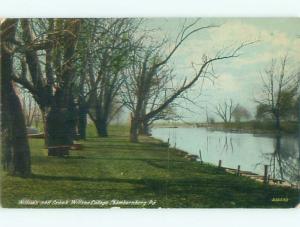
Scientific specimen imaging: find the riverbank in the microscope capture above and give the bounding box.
[1,125,299,208]
[198,121,299,135]
[155,121,299,135]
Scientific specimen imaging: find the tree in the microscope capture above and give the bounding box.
[232,104,251,122]
[122,56,180,136]
[255,103,272,121]
[12,19,81,155]
[122,20,252,142]
[256,56,300,131]
[80,19,139,137]
[1,19,31,177]
[46,19,81,154]
[214,99,237,123]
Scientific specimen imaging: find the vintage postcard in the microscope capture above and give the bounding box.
[1,17,299,209]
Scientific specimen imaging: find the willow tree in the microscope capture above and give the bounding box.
[1,19,31,176]
[78,19,140,137]
[122,54,179,136]
[256,56,300,131]
[122,20,252,142]
[12,19,81,155]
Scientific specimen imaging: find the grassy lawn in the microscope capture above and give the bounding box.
[1,125,299,208]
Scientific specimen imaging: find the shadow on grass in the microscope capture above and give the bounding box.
[29,172,259,192]
[29,173,225,191]
[20,173,300,208]
[144,160,171,169]
[31,173,146,185]
[62,156,186,163]
[83,144,170,153]
[62,156,87,159]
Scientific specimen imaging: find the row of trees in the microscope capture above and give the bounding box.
[213,100,251,123]
[206,56,299,127]
[1,18,250,177]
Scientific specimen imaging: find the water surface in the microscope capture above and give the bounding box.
[152,127,300,183]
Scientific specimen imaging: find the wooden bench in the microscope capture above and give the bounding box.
[48,145,70,156]
[47,142,83,156]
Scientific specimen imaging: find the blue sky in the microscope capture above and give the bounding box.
[142,18,300,122]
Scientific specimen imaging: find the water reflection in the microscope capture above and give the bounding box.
[261,134,300,184]
[217,136,234,153]
[152,127,300,184]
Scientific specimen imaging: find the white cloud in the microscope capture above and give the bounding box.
[143,19,300,121]
[215,73,241,92]
[173,19,300,69]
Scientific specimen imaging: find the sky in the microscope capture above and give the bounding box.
[142,18,300,122]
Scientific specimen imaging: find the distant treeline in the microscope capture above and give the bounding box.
[196,120,299,134]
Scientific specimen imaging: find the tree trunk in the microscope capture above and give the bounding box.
[46,90,75,156]
[46,106,71,156]
[92,103,109,137]
[78,104,88,140]
[1,19,31,177]
[1,81,32,176]
[95,118,108,137]
[139,120,151,136]
[275,112,281,132]
[41,108,49,146]
[130,115,139,143]
[66,98,79,141]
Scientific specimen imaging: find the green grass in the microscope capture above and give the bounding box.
[1,125,299,208]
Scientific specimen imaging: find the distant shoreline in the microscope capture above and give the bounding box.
[153,121,299,136]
